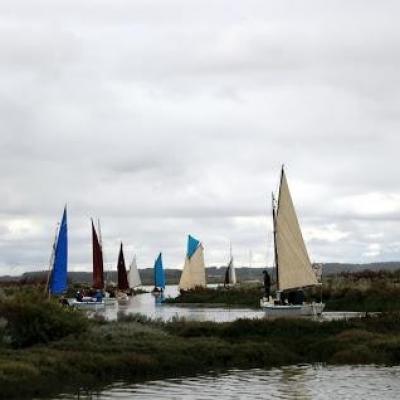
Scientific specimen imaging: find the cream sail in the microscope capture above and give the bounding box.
[128,255,142,288]
[179,235,206,290]
[275,168,318,291]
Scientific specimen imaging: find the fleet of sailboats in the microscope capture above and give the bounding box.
[45,166,323,317]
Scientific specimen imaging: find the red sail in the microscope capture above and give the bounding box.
[92,220,104,289]
[117,242,129,290]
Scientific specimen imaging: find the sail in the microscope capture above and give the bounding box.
[275,169,318,291]
[92,220,104,289]
[49,207,68,295]
[228,256,236,285]
[154,253,165,289]
[179,235,206,290]
[117,243,129,290]
[128,255,142,288]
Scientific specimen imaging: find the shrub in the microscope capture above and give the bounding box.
[0,292,88,348]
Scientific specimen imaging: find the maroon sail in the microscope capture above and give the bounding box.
[92,220,104,289]
[117,242,129,291]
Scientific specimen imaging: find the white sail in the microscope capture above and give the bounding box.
[275,169,318,291]
[128,255,142,288]
[228,257,237,285]
[179,244,206,290]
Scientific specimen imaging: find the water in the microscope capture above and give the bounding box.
[94,285,365,323]
[56,365,400,399]
[100,285,266,322]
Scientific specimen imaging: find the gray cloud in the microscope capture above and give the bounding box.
[0,0,400,274]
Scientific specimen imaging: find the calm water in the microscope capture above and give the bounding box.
[93,285,365,323]
[100,285,266,322]
[55,365,400,399]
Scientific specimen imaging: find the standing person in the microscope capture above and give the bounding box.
[263,270,271,299]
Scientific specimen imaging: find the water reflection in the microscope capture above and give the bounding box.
[92,285,366,323]
[56,365,400,399]
[97,285,266,323]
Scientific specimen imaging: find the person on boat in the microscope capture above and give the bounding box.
[263,270,271,299]
[59,296,69,307]
[75,290,83,302]
[94,290,103,303]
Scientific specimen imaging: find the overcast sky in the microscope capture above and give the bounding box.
[1,0,399,275]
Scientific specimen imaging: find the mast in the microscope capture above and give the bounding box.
[272,192,279,291]
[45,223,59,296]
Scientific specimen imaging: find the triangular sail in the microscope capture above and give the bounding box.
[154,253,165,289]
[128,255,142,288]
[275,169,318,291]
[179,235,206,290]
[117,243,129,290]
[228,256,236,285]
[92,220,104,289]
[49,207,68,295]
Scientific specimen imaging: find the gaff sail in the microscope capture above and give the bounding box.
[128,255,142,288]
[117,243,129,291]
[49,207,68,295]
[179,235,206,290]
[274,168,318,291]
[92,220,104,289]
[154,253,165,289]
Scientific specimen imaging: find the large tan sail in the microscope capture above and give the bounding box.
[275,170,318,291]
[178,245,206,290]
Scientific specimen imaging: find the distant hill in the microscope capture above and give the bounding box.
[2,262,400,286]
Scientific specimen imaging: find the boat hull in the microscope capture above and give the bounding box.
[260,298,325,317]
[69,300,106,310]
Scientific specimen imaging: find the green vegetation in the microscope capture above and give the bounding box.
[165,285,263,308]
[166,270,400,312]
[1,289,400,398]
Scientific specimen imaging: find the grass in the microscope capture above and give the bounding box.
[165,285,263,308]
[2,289,400,398]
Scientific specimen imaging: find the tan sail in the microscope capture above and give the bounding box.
[275,169,318,291]
[178,244,206,290]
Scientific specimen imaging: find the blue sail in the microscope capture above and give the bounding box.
[49,207,68,295]
[187,235,200,259]
[154,252,165,289]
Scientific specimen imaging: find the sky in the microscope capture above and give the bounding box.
[0,0,400,275]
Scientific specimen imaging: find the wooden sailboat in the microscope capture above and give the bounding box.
[260,167,325,316]
[92,219,104,290]
[116,242,129,304]
[47,207,68,296]
[179,235,206,291]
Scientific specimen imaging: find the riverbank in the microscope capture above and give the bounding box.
[165,270,400,312]
[1,292,400,398]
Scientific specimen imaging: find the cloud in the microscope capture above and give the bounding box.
[0,0,400,274]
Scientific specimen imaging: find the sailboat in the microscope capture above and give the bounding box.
[224,250,236,287]
[260,166,325,317]
[47,207,68,296]
[152,252,165,293]
[179,235,206,291]
[115,242,129,303]
[128,255,142,290]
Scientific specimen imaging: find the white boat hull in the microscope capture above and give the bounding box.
[69,299,106,310]
[260,298,325,317]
